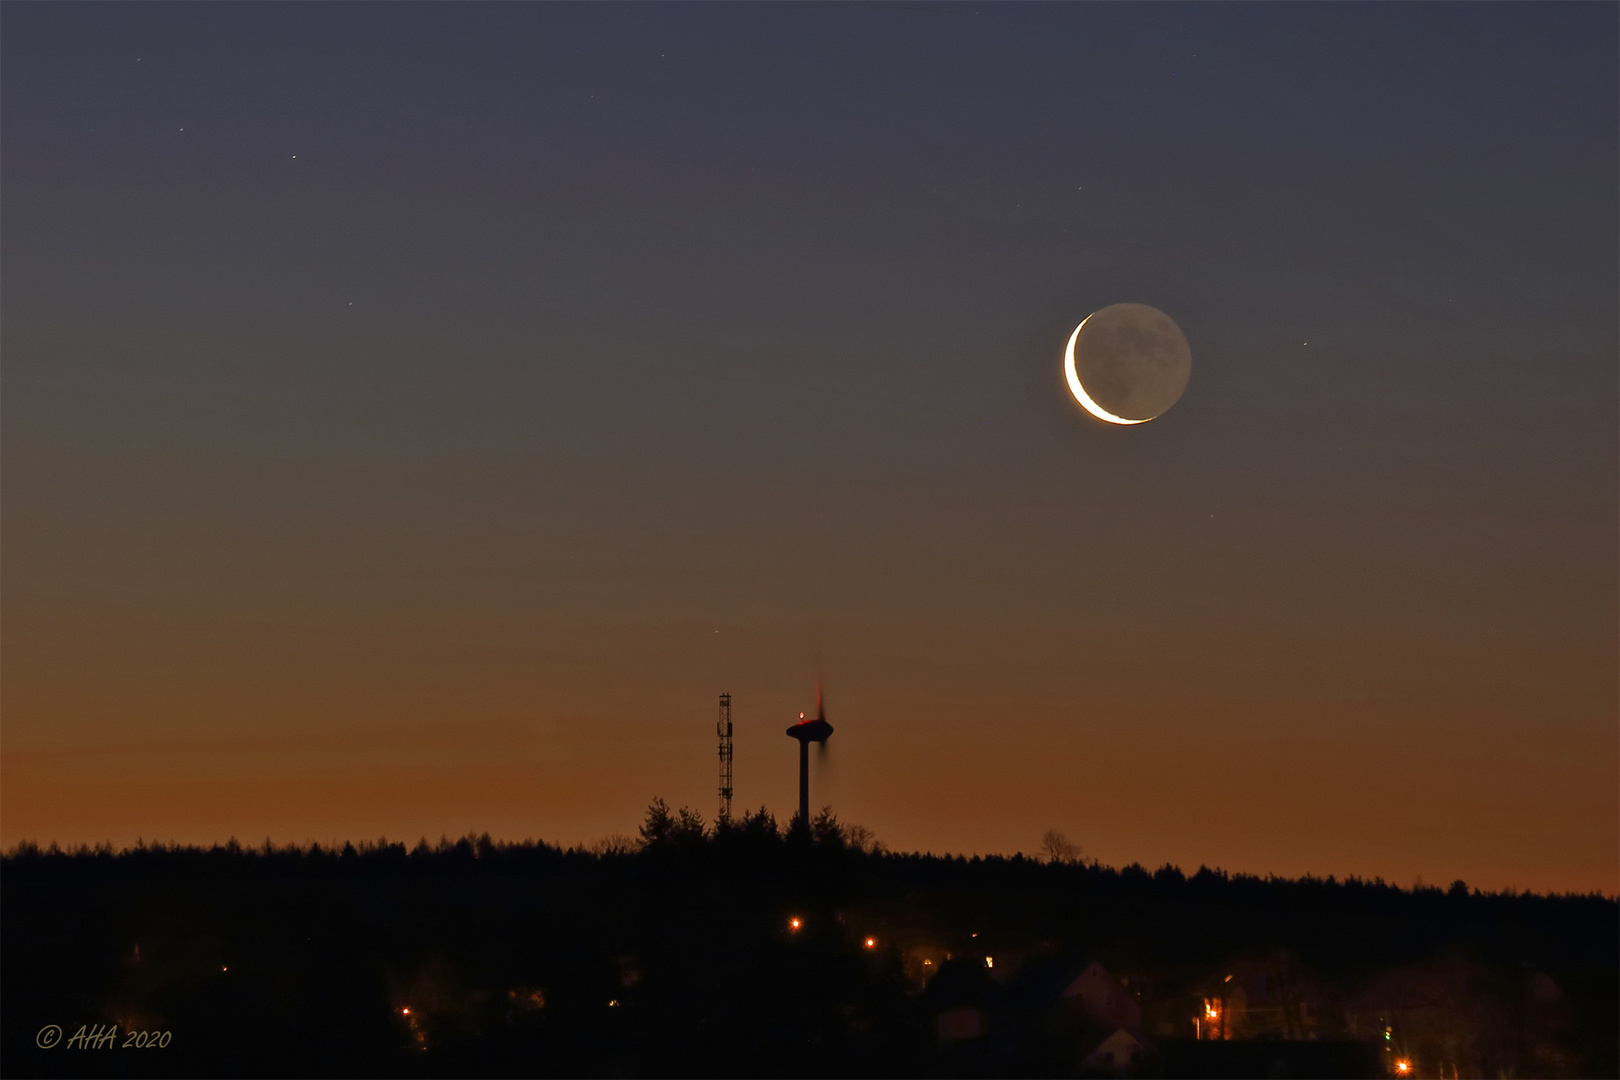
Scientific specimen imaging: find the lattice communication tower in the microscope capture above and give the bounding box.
[717,692,734,822]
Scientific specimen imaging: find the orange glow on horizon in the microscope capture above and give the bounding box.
[1,601,1611,896]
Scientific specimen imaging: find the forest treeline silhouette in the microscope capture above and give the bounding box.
[4,800,1615,1078]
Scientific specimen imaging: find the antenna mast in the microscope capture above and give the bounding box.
[717,692,734,822]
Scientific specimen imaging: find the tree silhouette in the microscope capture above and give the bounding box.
[639,797,675,847]
[1041,829,1083,865]
[741,806,780,843]
[812,806,845,850]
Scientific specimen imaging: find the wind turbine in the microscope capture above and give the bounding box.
[785,682,833,825]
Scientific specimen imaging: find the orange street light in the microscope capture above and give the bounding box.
[864,937,877,949]
[789,917,802,931]
[1394,1060,1412,1076]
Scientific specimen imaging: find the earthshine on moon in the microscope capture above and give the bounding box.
[1064,303,1192,425]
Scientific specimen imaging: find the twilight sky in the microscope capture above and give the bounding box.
[3,3,1615,894]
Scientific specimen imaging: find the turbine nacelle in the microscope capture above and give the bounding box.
[785,716,833,744]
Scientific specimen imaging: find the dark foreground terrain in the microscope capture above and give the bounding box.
[4,805,1615,1078]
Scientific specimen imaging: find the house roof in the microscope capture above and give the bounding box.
[994,954,1101,1011]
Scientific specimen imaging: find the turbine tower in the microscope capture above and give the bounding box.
[784,684,833,824]
[717,692,734,823]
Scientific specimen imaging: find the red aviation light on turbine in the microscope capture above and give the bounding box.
[786,684,833,744]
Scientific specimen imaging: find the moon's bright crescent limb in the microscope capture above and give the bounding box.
[1064,315,1147,425]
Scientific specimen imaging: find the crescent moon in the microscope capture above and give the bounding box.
[1064,315,1147,426]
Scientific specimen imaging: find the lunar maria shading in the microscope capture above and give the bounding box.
[1065,303,1193,425]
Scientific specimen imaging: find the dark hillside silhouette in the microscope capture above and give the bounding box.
[3,805,1614,1078]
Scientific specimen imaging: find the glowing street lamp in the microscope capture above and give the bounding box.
[1394,1060,1412,1076]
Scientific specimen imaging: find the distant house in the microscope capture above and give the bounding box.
[993,955,1149,1075]
[1343,960,1569,1079]
[1200,952,1322,1041]
[915,953,1161,1074]
[1084,1027,1149,1073]
[919,957,998,1048]
[1062,959,1144,1032]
